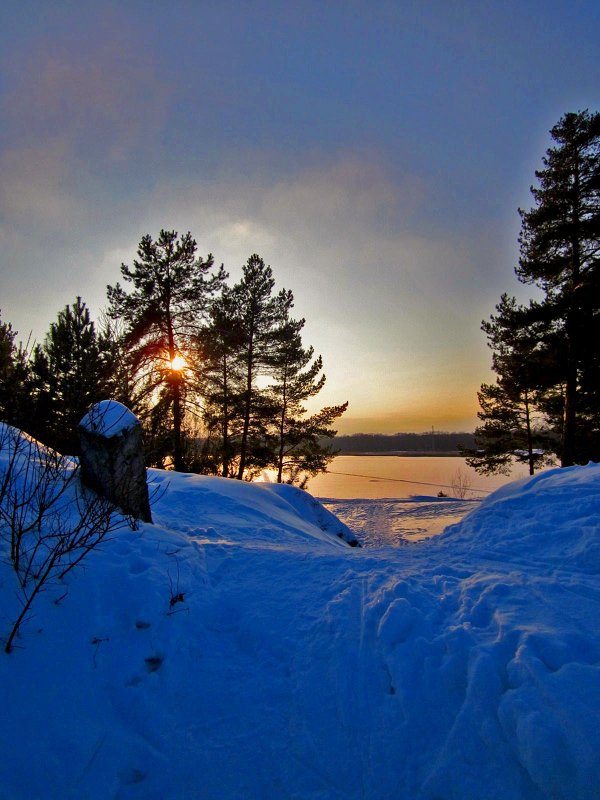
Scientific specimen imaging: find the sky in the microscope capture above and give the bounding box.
[1,1,599,434]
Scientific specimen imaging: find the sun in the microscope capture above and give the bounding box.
[170,354,186,371]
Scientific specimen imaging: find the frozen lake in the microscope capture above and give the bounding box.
[305,454,529,500]
[305,455,534,546]
[321,496,480,546]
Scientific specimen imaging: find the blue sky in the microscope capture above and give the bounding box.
[1,1,599,432]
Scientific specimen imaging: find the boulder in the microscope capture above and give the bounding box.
[78,400,152,523]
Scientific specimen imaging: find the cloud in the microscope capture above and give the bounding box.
[3,16,169,153]
[142,152,494,322]
[0,16,169,233]
[0,140,80,232]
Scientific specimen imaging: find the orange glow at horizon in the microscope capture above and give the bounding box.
[330,393,482,435]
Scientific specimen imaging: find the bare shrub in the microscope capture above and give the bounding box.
[450,466,473,500]
[0,424,133,653]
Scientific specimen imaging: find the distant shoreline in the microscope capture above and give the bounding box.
[336,451,464,457]
[333,433,475,456]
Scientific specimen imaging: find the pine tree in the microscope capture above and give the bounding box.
[32,298,109,454]
[197,259,347,483]
[107,230,226,470]
[279,403,349,487]
[230,255,280,479]
[0,313,33,431]
[196,288,246,476]
[517,109,600,465]
[266,294,347,484]
[467,295,557,476]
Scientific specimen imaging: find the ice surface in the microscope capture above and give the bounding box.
[322,495,479,544]
[1,426,599,799]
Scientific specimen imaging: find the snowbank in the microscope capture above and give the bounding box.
[439,461,600,572]
[0,427,599,798]
[147,468,358,547]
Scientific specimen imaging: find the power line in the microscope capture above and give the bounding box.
[325,470,492,495]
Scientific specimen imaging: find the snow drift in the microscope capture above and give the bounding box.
[439,462,600,573]
[0,427,599,799]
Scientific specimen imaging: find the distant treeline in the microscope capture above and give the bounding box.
[333,432,476,454]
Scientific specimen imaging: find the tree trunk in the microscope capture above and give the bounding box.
[221,352,230,478]
[524,391,535,476]
[276,369,289,483]
[562,157,582,468]
[276,408,286,484]
[166,312,184,472]
[172,379,184,471]
[237,333,254,480]
[562,330,578,467]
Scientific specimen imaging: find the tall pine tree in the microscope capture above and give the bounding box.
[517,109,600,465]
[32,297,109,454]
[197,259,348,483]
[230,255,281,479]
[266,294,347,484]
[195,287,246,477]
[0,313,33,432]
[107,230,225,470]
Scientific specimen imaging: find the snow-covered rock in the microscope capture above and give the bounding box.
[79,401,152,522]
[79,399,139,437]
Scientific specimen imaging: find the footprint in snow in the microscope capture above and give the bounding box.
[129,557,151,575]
[377,598,420,648]
[118,767,146,785]
[145,655,163,673]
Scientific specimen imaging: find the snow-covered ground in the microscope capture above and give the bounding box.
[1,427,599,799]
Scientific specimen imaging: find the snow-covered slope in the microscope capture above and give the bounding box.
[439,462,600,572]
[148,468,358,548]
[1,429,599,799]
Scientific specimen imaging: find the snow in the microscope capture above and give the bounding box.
[1,426,600,798]
[79,399,140,437]
[438,462,600,572]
